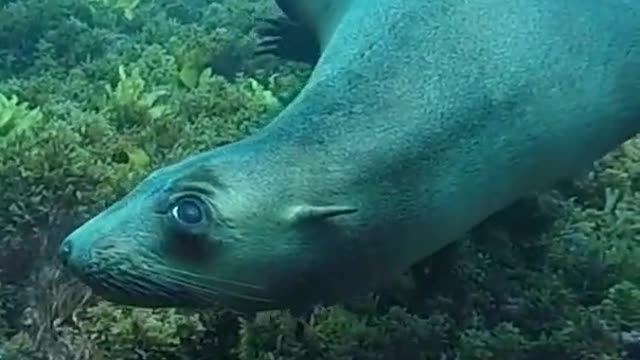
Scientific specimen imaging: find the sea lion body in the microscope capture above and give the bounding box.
[60,0,640,311]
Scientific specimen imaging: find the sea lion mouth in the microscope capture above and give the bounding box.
[78,247,275,310]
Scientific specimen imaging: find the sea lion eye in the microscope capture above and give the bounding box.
[171,196,208,226]
[165,195,215,264]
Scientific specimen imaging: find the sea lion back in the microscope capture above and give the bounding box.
[268,0,640,265]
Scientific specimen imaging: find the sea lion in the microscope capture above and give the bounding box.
[59,0,640,312]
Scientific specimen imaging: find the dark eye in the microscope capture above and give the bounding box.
[170,196,208,227]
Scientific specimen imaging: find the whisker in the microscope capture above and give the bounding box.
[153,262,266,290]
[148,266,275,304]
[87,248,275,305]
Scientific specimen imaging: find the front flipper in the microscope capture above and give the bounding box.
[254,16,321,65]
[255,0,350,65]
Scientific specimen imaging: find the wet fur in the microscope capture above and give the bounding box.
[61,0,640,311]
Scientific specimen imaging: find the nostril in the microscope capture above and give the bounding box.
[59,240,72,267]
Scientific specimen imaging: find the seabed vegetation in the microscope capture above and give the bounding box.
[1,0,639,359]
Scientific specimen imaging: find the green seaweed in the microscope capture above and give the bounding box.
[0,94,43,139]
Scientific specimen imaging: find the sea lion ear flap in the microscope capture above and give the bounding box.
[283,204,358,224]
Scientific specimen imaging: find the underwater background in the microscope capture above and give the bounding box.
[0,0,640,359]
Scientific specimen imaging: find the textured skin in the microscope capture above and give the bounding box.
[60,0,640,312]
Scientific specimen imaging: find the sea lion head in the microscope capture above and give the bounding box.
[59,142,362,313]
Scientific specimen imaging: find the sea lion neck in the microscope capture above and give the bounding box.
[188,86,371,214]
[257,74,377,152]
